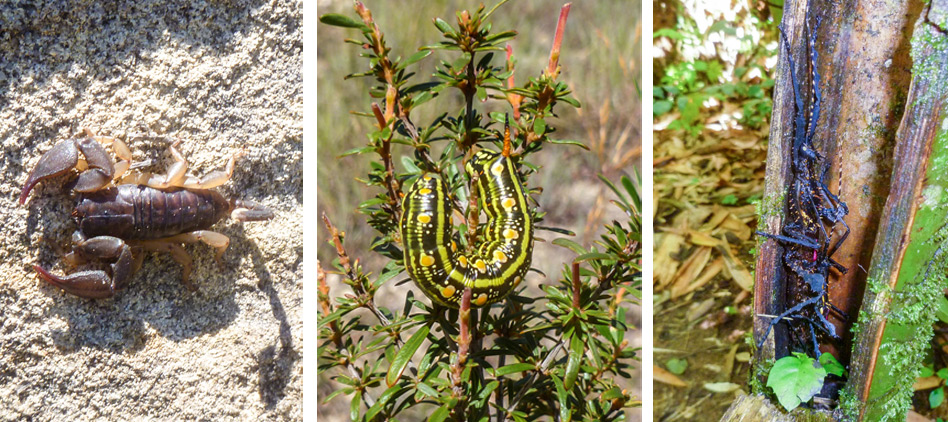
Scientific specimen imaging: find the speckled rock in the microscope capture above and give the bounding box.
[0,1,301,420]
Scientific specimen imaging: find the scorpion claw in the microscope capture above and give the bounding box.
[33,264,117,299]
[19,137,115,204]
[19,140,79,205]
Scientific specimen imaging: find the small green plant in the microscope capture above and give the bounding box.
[665,358,688,375]
[918,364,948,409]
[318,2,642,421]
[653,4,779,136]
[766,352,846,411]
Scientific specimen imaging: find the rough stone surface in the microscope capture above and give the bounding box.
[0,1,302,420]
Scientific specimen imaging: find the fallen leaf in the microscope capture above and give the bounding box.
[654,365,688,387]
[704,382,740,393]
[670,247,712,298]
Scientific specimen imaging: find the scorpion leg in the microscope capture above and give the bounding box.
[135,142,242,190]
[138,241,195,290]
[33,236,135,299]
[164,230,230,267]
[19,136,115,204]
[179,150,242,190]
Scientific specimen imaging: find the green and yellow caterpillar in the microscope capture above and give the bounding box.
[400,148,534,308]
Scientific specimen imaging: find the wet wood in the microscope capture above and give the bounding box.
[844,4,948,419]
[719,394,834,422]
[753,0,918,369]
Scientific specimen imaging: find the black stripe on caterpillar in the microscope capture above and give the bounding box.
[400,150,534,308]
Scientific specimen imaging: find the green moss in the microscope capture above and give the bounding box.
[910,23,948,106]
[857,113,948,421]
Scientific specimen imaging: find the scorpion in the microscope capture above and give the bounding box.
[19,129,273,299]
[755,11,850,359]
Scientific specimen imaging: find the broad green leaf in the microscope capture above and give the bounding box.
[933,387,945,408]
[654,100,674,116]
[665,358,687,375]
[938,295,948,324]
[386,325,430,386]
[819,353,846,378]
[767,352,827,411]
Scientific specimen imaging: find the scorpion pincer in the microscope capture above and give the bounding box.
[19,130,274,299]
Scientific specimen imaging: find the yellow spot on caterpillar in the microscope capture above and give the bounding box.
[458,255,468,267]
[420,254,435,267]
[475,294,488,306]
[451,241,458,252]
[501,198,516,210]
[441,285,456,298]
[493,250,508,263]
[417,214,432,224]
[514,276,522,286]
[491,163,504,175]
[474,259,487,273]
[423,175,433,180]
[503,229,519,240]
[419,188,432,195]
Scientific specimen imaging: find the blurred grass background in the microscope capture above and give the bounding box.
[317,0,641,419]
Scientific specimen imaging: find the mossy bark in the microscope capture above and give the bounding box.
[841,8,948,421]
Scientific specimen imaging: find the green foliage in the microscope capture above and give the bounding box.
[818,353,846,378]
[665,358,687,375]
[318,2,641,421]
[918,363,948,410]
[653,4,779,136]
[766,352,827,411]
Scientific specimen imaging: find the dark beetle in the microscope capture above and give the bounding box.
[20,129,272,299]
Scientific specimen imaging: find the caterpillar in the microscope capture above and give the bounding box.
[400,142,534,309]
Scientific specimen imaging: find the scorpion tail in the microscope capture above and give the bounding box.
[231,199,274,222]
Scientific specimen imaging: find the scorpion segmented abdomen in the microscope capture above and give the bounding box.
[129,186,230,239]
[77,185,231,240]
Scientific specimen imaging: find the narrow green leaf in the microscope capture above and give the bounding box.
[386,325,430,386]
[547,139,589,150]
[429,404,450,422]
[434,18,453,34]
[495,362,535,377]
[415,382,439,398]
[350,391,362,421]
[339,146,377,157]
[402,50,432,68]
[320,13,367,29]
[365,384,401,421]
[564,333,584,390]
[574,252,615,262]
[552,374,569,421]
[552,238,587,255]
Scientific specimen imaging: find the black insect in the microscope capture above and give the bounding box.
[755,12,850,359]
